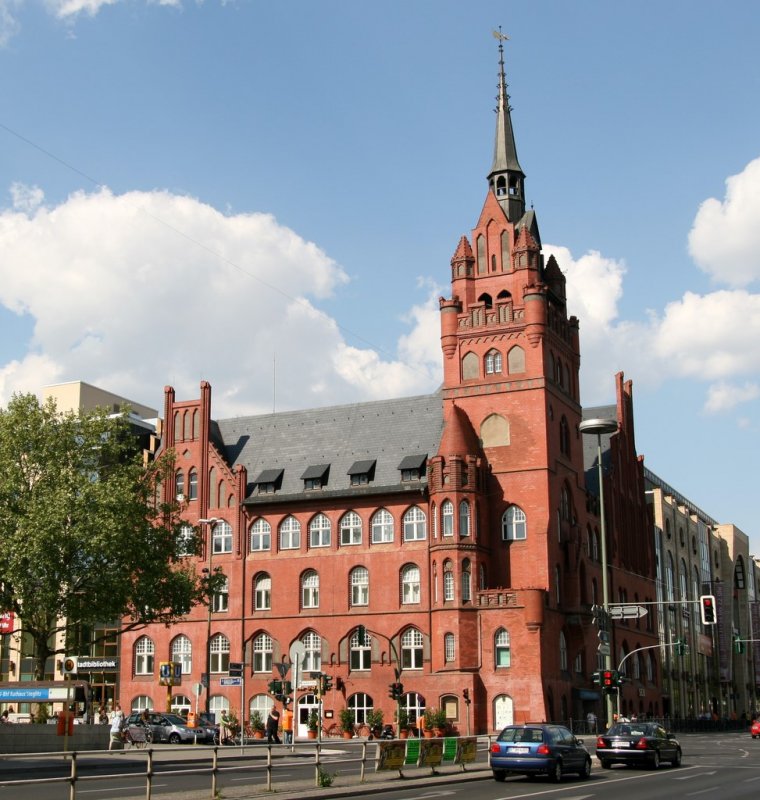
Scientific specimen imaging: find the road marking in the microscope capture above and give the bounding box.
[675,771,716,779]
[78,784,168,794]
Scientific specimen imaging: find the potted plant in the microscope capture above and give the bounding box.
[339,707,355,738]
[367,708,383,737]
[396,707,409,739]
[250,710,265,738]
[307,709,319,739]
[424,707,447,736]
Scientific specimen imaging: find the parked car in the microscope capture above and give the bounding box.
[596,722,682,769]
[751,719,760,739]
[490,723,591,782]
[125,712,199,744]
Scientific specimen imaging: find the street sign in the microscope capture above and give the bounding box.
[597,643,611,656]
[608,604,648,620]
[220,677,242,686]
[289,642,306,667]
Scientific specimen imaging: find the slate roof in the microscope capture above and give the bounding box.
[213,392,444,505]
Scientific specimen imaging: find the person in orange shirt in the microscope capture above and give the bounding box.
[281,704,293,744]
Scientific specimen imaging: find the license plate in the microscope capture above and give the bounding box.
[509,747,529,753]
[614,741,630,747]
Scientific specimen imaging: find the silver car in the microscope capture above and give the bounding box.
[126,712,198,744]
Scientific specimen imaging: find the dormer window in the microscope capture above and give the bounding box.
[253,469,283,495]
[347,459,376,487]
[301,464,330,491]
[398,454,427,483]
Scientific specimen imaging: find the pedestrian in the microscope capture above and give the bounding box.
[586,710,596,733]
[0,709,10,723]
[108,703,124,751]
[281,704,293,744]
[266,708,281,744]
[220,710,232,744]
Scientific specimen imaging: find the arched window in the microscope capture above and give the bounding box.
[212,576,229,612]
[309,513,331,548]
[178,524,194,557]
[350,566,369,606]
[443,562,454,601]
[350,628,371,671]
[441,500,454,537]
[459,500,471,537]
[250,519,271,552]
[175,470,185,500]
[403,507,427,541]
[462,351,479,380]
[559,631,568,671]
[301,570,319,609]
[485,349,502,374]
[461,559,472,602]
[444,633,455,662]
[495,628,511,667]
[560,416,570,456]
[188,468,198,500]
[209,633,230,673]
[279,516,301,550]
[340,511,362,546]
[212,520,233,554]
[302,632,321,672]
[348,692,373,724]
[502,506,526,540]
[401,628,424,669]
[171,635,192,676]
[476,235,486,274]
[507,345,525,374]
[481,413,510,447]
[254,573,271,610]
[253,633,273,673]
[371,509,394,543]
[134,636,154,675]
[401,564,420,604]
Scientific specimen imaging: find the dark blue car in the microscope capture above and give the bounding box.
[490,723,591,782]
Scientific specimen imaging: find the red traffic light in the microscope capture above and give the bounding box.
[700,594,717,625]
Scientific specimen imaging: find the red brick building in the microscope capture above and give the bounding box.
[119,42,661,735]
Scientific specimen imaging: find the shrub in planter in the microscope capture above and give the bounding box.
[339,708,355,736]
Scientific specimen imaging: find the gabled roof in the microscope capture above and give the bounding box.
[214,393,444,505]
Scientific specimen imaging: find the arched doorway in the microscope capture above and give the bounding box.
[296,692,319,738]
[493,694,513,731]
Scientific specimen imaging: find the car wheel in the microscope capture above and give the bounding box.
[493,770,507,782]
[549,760,563,783]
[671,748,682,767]
[650,750,660,769]
[599,759,612,769]
[168,733,181,744]
[579,758,591,779]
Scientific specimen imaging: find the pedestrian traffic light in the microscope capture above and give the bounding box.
[734,635,745,654]
[321,674,333,694]
[700,594,717,625]
[674,638,687,656]
[462,688,470,703]
[601,670,616,692]
[282,680,293,696]
[268,679,282,696]
[591,671,601,685]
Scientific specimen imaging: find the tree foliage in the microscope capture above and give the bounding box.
[0,393,219,678]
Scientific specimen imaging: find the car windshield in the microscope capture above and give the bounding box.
[498,727,544,743]
[608,723,651,737]
[162,714,188,726]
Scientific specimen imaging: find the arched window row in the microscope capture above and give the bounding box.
[247,507,428,553]
[463,345,526,380]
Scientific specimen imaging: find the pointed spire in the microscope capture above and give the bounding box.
[487,29,526,222]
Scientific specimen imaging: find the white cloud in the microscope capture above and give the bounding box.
[704,381,760,413]
[0,186,442,415]
[45,0,120,19]
[689,157,760,288]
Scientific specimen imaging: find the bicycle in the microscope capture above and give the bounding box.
[320,722,342,738]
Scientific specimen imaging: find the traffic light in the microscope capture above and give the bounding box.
[321,674,333,694]
[282,680,293,696]
[734,635,745,654]
[388,681,404,700]
[674,638,686,656]
[700,595,717,625]
[601,670,617,693]
[267,679,283,696]
[591,671,601,685]
[228,662,243,678]
[357,625,367,646]
[462,688,470,703]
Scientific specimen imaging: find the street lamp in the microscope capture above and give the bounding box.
[198,518,220,716]
[579,418,618,730]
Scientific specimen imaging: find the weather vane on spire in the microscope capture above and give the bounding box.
[492,27,509,43]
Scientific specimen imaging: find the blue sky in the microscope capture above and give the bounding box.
[1,2,759,548]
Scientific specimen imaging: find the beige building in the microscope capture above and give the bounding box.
[41,380,157,420]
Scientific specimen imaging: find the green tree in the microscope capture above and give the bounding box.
[0,393,221,679]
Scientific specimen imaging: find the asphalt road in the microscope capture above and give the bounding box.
[1,731,759,800]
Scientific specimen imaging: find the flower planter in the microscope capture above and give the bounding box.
[399,729,409,739]
[342,730,353,739]
[307,730,317,739]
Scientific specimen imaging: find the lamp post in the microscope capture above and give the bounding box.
[579,418,618,730]
[198,518,220,717]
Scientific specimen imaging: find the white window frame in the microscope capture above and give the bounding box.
[502,506,527,541]
[135,636,154,675]
[401,564,421,604]
[279,516,301,550]
[250,519,271,552]
[441,501,454,537]
[171,635,192,676]
[495,628,511,667]
[371,509,394,543]
[340,511,362,546]
[403,506,427,541]
[253,633,273,673]
[210,633,230,674]
[309,513,331,548]
[302,570,319,609]
[401,628,424,670]
[255,573,271,610]
[350,566,369,606]
[212,520,233,554]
